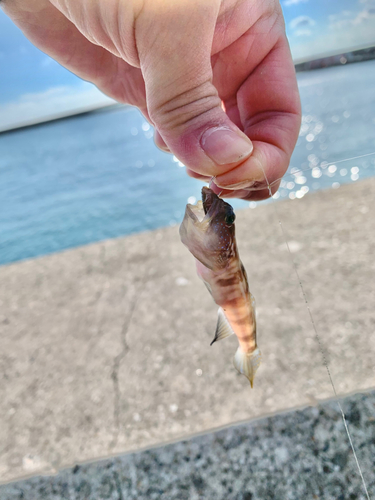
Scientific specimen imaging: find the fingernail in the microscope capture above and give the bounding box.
[219,179,256,189]
[201,127,253,165]
[215,157,265,189]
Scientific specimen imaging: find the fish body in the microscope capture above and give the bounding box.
[180,187,261,387]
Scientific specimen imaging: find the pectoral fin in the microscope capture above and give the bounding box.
[210,308,234,346]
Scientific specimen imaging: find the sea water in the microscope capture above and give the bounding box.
[1,60,375,265]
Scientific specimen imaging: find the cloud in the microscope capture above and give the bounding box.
[283,0,308,6]
[329,7,375,29]
[295,29,312,37]
[329,11,353,22]
[328,16,352,30]
[290,15,316,30]
[0,83,116,131]
[291,16,375,60]
[353,7,375,24]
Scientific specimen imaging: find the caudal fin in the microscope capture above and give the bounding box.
[233,347,261,388]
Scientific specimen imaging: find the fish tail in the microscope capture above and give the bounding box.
[233,346,261,388]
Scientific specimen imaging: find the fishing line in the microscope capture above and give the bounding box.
[209,176,217,189]
[244,151,375,191]
[273,150,375,185]
[259,164,371,499]
[209,176,223,197]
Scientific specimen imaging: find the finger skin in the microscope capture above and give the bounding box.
[154,130,170,153]
[210,180,281,201]
[186,168,211,183]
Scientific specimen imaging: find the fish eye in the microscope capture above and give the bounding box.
[225,212,236,225]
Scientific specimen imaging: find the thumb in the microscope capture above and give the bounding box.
[135,0,253,177]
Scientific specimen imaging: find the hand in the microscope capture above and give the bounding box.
[2,0,301,200]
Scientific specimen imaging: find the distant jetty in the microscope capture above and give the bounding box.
[0,102,123,135]
[295,44,375,72]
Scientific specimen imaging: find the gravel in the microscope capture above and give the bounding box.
[1,390,374,500]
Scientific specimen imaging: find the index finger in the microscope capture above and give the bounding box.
[215,35,301,193]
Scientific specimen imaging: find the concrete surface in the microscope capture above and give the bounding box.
[0,178,374,484]
[1,390,374,499]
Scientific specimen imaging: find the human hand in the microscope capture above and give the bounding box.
[2,0,301,200]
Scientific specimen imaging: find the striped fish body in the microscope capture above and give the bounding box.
[180,187,261,387]
[196,255,257,354]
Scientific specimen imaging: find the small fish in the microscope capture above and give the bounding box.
[180,187,261,387]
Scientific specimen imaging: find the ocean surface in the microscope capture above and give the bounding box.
[1,60,375,266]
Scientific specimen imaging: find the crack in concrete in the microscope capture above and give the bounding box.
[110,290,140,449]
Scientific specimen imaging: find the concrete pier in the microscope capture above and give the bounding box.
[0,178,374,484]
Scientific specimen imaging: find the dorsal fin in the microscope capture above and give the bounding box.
[210,308,234,346]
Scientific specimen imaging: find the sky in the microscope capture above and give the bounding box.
[1,0,375,130]
[284,0,375,61]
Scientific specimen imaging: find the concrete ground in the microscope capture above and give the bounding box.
[0,178,374,485]
[1,390,374,500]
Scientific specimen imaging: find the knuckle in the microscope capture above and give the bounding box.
[148,79,222,131]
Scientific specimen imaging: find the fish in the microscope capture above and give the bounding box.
[179,187,261,387]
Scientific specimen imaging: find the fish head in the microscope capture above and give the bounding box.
[179,187,237,271]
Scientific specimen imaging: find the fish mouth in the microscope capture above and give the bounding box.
[184,187,223,225]
[184,200,205,224]
[180,187,236,271]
